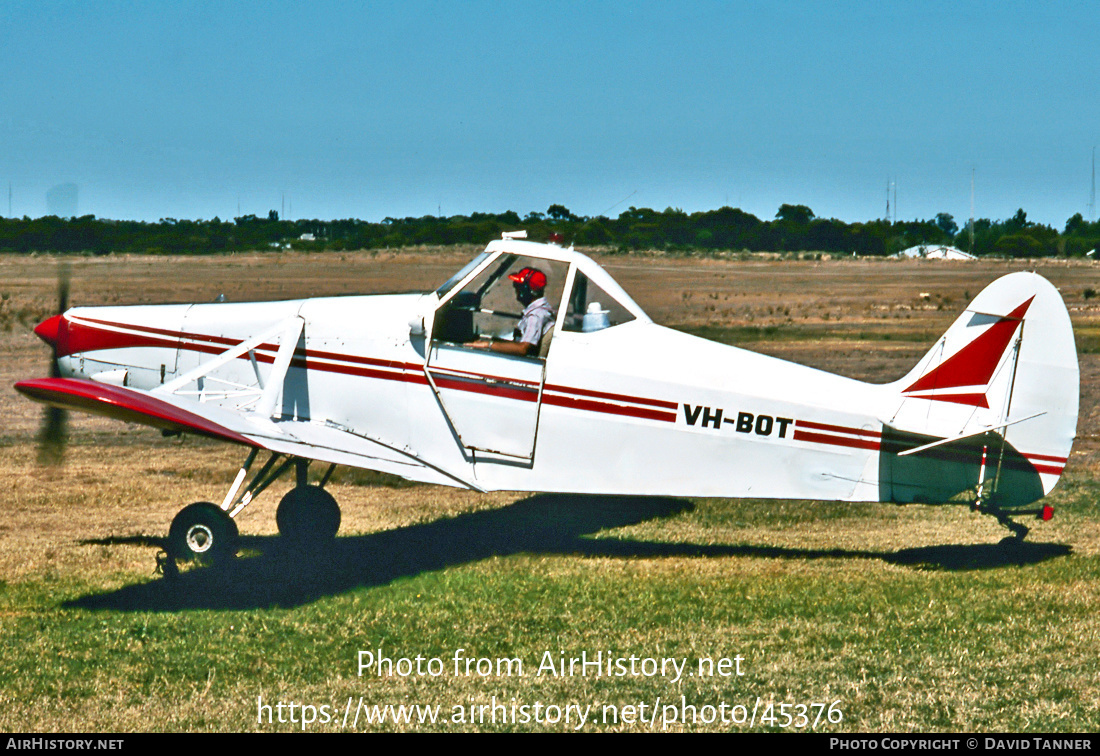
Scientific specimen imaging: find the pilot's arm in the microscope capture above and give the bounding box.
[470,312,545,355]
[469,337,536,356]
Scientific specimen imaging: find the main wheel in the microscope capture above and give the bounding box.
[276,485,341,547]
[168,502,239,564]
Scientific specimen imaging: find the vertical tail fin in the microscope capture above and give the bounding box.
[882,272,1078,507]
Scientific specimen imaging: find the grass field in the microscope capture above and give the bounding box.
[1,250,1099,732]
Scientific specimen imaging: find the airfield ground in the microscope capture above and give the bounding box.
[1,249,1099,732]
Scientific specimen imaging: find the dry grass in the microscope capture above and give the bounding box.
[2,250,1100,732]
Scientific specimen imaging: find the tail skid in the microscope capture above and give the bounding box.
[879,272,1078,514]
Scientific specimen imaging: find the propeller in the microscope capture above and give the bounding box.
[37,262,70,465]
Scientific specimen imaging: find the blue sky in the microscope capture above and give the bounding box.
[2,1,1098,228]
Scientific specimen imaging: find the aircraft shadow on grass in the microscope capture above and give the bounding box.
[67,494,1072,612]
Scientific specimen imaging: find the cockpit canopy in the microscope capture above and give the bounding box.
[431,240,648,351]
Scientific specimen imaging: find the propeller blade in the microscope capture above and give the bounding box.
[37,406,67,465]
[47,261,70,377]
[57,261,69,316]
[38,262,71,465]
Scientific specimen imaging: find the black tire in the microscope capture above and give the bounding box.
[168,502,239,564]
[276,485,341,547]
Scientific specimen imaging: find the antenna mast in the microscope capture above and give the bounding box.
[968,168,975,254]
[1090,147,1096,223]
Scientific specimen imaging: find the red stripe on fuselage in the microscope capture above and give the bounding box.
[431,373,540,403]
[544,384,678,410]
[62,318,179,357]
[794,419,881,439]
[1024,452,1068,464]
[542,394,677,422]
[792,423,1064,478]
[792,429,882,451]
[60,318,677,423]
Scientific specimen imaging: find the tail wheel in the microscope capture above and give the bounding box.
[168,502,239,564]
[276,485,341,547]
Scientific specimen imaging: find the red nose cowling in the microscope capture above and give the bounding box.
[33,312,62,349]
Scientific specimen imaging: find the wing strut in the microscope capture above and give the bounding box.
[255,317,305,418]
[153,316,305,419]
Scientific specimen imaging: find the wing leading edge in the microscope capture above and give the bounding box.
[14,377,476,491]
[16,377,255,445]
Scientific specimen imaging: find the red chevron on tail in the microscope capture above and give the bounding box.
[901,297,1033,408]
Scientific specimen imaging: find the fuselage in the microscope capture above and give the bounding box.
[48,291,893,500]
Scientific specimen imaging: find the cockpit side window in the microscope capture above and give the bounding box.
[562,270,637,333]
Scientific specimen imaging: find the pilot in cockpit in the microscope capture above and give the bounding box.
[470,267,555,357]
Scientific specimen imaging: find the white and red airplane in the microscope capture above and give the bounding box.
[16,233,1079,566]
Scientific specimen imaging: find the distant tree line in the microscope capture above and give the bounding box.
[1,204,1098,258]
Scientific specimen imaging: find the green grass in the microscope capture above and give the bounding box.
[1,484,1097,732]
[1073,327,1100,354]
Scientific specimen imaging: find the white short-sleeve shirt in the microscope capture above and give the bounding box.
[515,296,555,348]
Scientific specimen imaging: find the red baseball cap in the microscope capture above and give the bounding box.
[508,267,547,290]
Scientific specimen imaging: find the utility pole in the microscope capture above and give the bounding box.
[1090,147,1096,223]
[968,168,975,254]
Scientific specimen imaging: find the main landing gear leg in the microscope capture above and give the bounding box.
[165,448,268,566]
[161,451,343,573]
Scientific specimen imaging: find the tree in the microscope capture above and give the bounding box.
[547,204,574,221]
[1005,208,1030,232]
[994,233,1042,258]
[775,204,814,225]
[934,212,958,237]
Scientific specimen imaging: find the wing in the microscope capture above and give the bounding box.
[14,376,480,492]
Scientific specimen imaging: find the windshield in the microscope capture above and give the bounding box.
[435,252,491,298]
